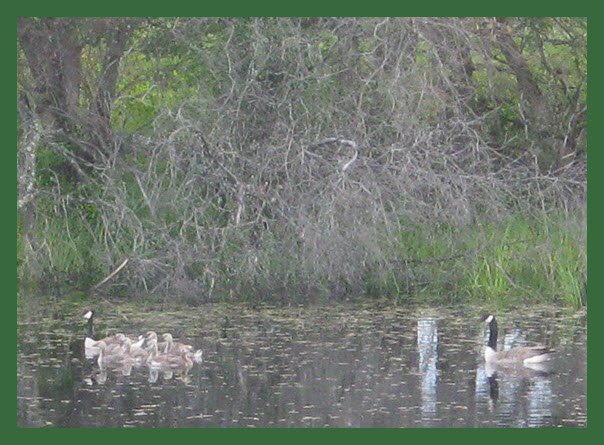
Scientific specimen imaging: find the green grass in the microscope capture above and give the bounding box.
[458,214,585,307]
[18,197,586,308]
[373,212,586,308]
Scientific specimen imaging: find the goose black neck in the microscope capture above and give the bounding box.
[488,375,499,403]
[87,315,94,339]
[487,317,498,349]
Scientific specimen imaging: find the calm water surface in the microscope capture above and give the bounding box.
[17,299,586,427]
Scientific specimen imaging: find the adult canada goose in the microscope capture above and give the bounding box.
[482,314,553,366]
[83,310,131,350]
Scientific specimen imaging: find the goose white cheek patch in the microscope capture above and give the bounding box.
[84,311,93,320]
[485,315,493,323]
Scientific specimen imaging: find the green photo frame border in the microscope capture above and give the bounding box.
[7,3,597,439]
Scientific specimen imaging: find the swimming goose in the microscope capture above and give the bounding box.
[128,332,159,363]
[128,334,145,351]
[144,331,183,354]
[482,314,553,366]
[161,333,202,363]
[145,338,194,369]
[161,333,194,354]
[96,339,136,368]
[83,310,126,350]
[144,331,158,346]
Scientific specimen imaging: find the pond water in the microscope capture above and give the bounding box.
[17,299,586,428]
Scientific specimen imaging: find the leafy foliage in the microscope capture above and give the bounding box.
[17,18,586,306]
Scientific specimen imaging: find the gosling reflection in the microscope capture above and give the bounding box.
[146,337,194,370]
[120,363,134,376]
[84,328,203,386]
[148,368,159,383]
[94,369,108,385]
[147,364,191,383]
[97,339,137,369]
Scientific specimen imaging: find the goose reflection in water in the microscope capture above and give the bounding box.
[81,310,203,387]
[147,365,191,384]
[17,302,585,427]
[485,361,554,379]
[87,347,196,385]
[479,359,555,426]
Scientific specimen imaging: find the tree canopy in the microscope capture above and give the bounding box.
[17,18,586,302]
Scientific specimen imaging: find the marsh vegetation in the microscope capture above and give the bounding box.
[17,18,586,306]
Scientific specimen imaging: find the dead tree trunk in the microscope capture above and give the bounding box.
[18,18,139,181]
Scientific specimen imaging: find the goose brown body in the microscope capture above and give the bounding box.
[145,338,194,369]
[482,315,553,366]
[161,333,194,354]
[83,310,127,352]
[83,312,203,369]
[97,339,136,368]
